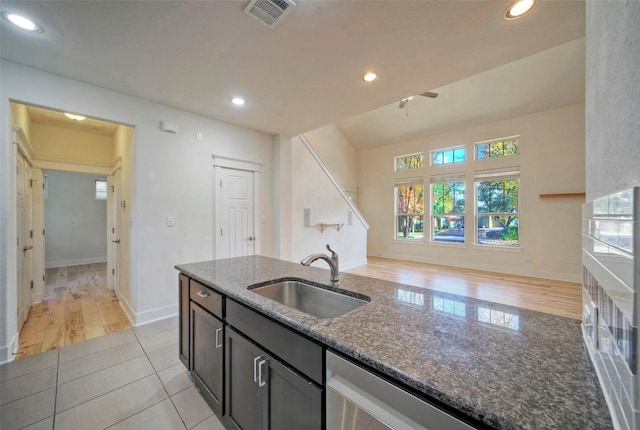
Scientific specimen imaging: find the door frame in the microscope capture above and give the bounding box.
[212,155,261,260]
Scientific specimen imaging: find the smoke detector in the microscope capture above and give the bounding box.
[244,0,296,29]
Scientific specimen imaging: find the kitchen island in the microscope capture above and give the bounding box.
[176,256,612,430]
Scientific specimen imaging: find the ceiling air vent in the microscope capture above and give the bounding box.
[244,0,295,29]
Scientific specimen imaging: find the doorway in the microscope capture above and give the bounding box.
[10,102,133,359]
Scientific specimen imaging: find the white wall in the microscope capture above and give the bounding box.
[358,103,585,282]
[303,125,358,191]
[1,60,275,360]
[585,1,640,200]
[289,136,367,270]
[45,171,108,268]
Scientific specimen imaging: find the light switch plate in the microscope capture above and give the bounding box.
[167,216,175,227]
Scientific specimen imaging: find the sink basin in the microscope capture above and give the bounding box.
[248,279,369,319]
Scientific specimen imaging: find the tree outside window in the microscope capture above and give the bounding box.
[395,182,424,240]
[395,153,424,171]
[476,178,519,247]
[432,180,465,243]
[476,137,519,160]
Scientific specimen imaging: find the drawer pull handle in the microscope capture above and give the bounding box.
[215,328,223,349]
[253,356,261,382]
[196,291,210,298]
[257,359,267,387]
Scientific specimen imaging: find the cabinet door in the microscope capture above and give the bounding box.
[191,303,225,415]
[179,273,189,368]
[268,358,323,430]
[225,328,268,430]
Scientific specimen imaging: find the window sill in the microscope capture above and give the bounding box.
[429,241,467,249]
[472,244,523,253]
[394,239,425,245]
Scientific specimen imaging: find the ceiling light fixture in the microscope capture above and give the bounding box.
[361,72,379,83]
[1,12,43,32]
[231,97,246,107]
[64,113,86,121]
[504,0,536,20]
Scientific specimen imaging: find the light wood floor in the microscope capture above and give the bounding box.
[16,263,132,360]
[345,257,582,320]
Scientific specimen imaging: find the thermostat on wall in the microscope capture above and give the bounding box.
[159,121,179,134]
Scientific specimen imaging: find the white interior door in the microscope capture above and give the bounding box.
[31,169,45,302]
[16,153,33,330]
[110,168,121,294]
[215,168,255,259]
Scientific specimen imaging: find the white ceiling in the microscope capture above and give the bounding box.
[25,104,120,137]
[0,1,585,140]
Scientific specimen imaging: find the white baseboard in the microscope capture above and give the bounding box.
[116,291,135,326]
[0,332,20,365]
[375,252,580,283]
[133,304,179,326]
[341,258,368,271]
[46,257,107,269]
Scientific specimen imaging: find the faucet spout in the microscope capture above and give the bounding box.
[300,244,340,285]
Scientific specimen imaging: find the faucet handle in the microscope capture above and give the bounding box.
[326,244,337,258]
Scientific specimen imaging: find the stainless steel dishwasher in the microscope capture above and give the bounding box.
[326,351,475,430]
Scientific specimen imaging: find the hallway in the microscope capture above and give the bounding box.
[17,263,131,359]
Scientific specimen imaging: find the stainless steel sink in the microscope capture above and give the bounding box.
[248,279,369,319]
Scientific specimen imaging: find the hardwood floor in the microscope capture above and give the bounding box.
[16,263,132,360]
[345,257,582,320]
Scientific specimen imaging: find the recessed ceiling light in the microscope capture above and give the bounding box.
[361,72,379,82]
[231,97,246,106]
[64,113,86,121]
[1,12,43,32]
[504,0,536,20]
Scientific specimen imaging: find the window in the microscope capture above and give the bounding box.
[475,171,519,247]
[395,180,424,240]
[95,180,108,200]
[394,153,424,171]
[476,136,519,160]
[431,175,465,243]
[431,146,465,166]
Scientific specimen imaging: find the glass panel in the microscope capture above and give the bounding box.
[396,215,424,240]
[609,189,633,216]
[477,216,519,247]
[95,180,108,200]
[432,151,443,166]
[476,144,489,160]
[476,179,518,214]
[504,138,519,155]
[453,148,465,163]
[433,215,464,243]
[442,150,454,164]
[395,153,424,170]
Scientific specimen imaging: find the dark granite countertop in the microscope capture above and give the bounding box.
[176,256,612,430]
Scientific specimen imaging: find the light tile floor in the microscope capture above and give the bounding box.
[0,317,225,430]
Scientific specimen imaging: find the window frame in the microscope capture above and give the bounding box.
[95,179,108,201]
[394,179,425,241]
[430,145,466,167]
[394,152,424,172]
[475,136,519,161]
[474,171,520,248]
[430,175,466,245]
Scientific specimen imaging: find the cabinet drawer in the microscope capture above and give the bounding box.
[190,279,223,319]
[226,300,323,385]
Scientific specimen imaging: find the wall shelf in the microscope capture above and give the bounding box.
[539,193,586,199]
[319,222,344,233]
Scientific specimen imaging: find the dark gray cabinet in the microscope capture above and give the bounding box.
[191,302,225,415]
[178,273,189,368]
[225,327,322,430]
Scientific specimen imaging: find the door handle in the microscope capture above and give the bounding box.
[253,356,261,383]
[215,328,223,349]
[248,236,255,242]
[257,359,267,387]
[22,245,33,252]
[112,240,120,244]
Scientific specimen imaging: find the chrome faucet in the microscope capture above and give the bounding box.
[301,244,340,285]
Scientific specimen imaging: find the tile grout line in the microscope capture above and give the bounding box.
[52,349,60,430]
